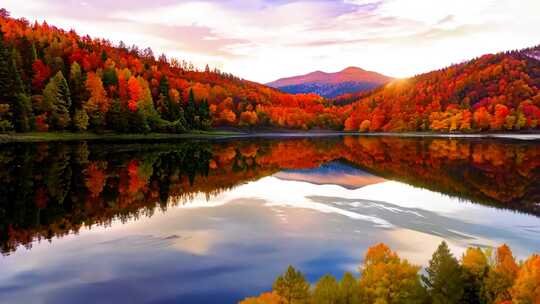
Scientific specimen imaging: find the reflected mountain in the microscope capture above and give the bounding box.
[1,136,540,255]
[274,162,386,189]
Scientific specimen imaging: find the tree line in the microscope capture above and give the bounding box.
[0,10,346,133]
[2,9,540,133]
[241,242,540,304]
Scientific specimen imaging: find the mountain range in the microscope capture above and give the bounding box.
[266,67,392,98]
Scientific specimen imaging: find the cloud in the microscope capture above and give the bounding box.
[3,0,540,82]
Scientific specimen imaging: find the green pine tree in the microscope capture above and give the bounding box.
[0,25,15,102]
[198,98,211,130]
[0,26,25,100]
[339,272,360,304]
[43,71,72,130]
[312,274,340,304]
[422,241,465,304]
[102,67,118,88]
[185,88,197,129]
[13,94,34,132]
[69,62,85,128]
[273,265,310,304]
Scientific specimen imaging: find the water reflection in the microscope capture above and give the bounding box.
[0,136,539,303]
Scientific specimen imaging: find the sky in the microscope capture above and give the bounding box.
[4,0,540,83]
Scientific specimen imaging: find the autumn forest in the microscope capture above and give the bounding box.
[1,9,540,134]
[1,4,540,304]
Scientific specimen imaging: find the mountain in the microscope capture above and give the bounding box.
[274,161,385,189]
[266,67,392,98]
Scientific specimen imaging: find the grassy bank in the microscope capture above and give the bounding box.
[0,130,243,143]
[2,130,539,143]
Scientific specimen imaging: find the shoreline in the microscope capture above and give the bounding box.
[0,131,243,143]
[1,130,539,143]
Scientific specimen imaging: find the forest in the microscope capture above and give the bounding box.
[241,242,540,304]
[343,49,540,133]
[1,137,539,255]
[1,9,540,134]
[0,9,345,134]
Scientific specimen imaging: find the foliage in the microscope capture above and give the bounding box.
[422,241,464,303]
[358,243,426,304]
[239,292,283,304]
[272,266,310,304]
[244,241,539,304]
[511,254,540,304]
[3,12,539,133]
[312,274,340,304]
[344,50,540,133]
[43,71,71,129]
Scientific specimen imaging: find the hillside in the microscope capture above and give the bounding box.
[267,67,391,98]
[0,10,348,134]
[344,47,540,132]
[0,9,540,134]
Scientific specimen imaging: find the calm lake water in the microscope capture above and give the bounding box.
[0,136,539,304]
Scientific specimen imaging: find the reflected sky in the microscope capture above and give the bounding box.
[1,162,539,304]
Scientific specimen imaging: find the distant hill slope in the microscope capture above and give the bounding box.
[267,67,392,98]
[344,46,540,132]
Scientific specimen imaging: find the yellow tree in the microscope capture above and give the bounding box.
[511,254,540,304]
[483,244,520,303]
[359,243,426,304]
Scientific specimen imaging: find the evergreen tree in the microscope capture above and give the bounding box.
[272,266,310,304]
[13,94,34,132]
[69,61,85,121]
[102,67,118,89]
[312,274,340,304]
[422,241,465,304]
[339,272,359,304]
[43,71,72,129]
[106,98,129,132]
[0,26,25,101]
[198,98,211,130]
[160,77,185,124]
[158,76,171,119]
[185,88,197,129]
[0,25,15,102]
[0,27,31,131]
[159,75,169,98]
[11,50,26,96]
[18,37,36,88]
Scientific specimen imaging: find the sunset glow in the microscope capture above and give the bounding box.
[5,0,540,82]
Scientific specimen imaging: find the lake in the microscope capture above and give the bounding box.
[0,136,539,304]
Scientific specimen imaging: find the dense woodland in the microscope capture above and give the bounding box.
[0,10,345,133]
[1,10,540,133]
[241,242,540,304]
[1,137,539,255]
[343,49,540,133]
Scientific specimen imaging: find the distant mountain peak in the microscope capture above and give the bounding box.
[266,66,392,98]
[342,66,366,72]
[267,66,391,87]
